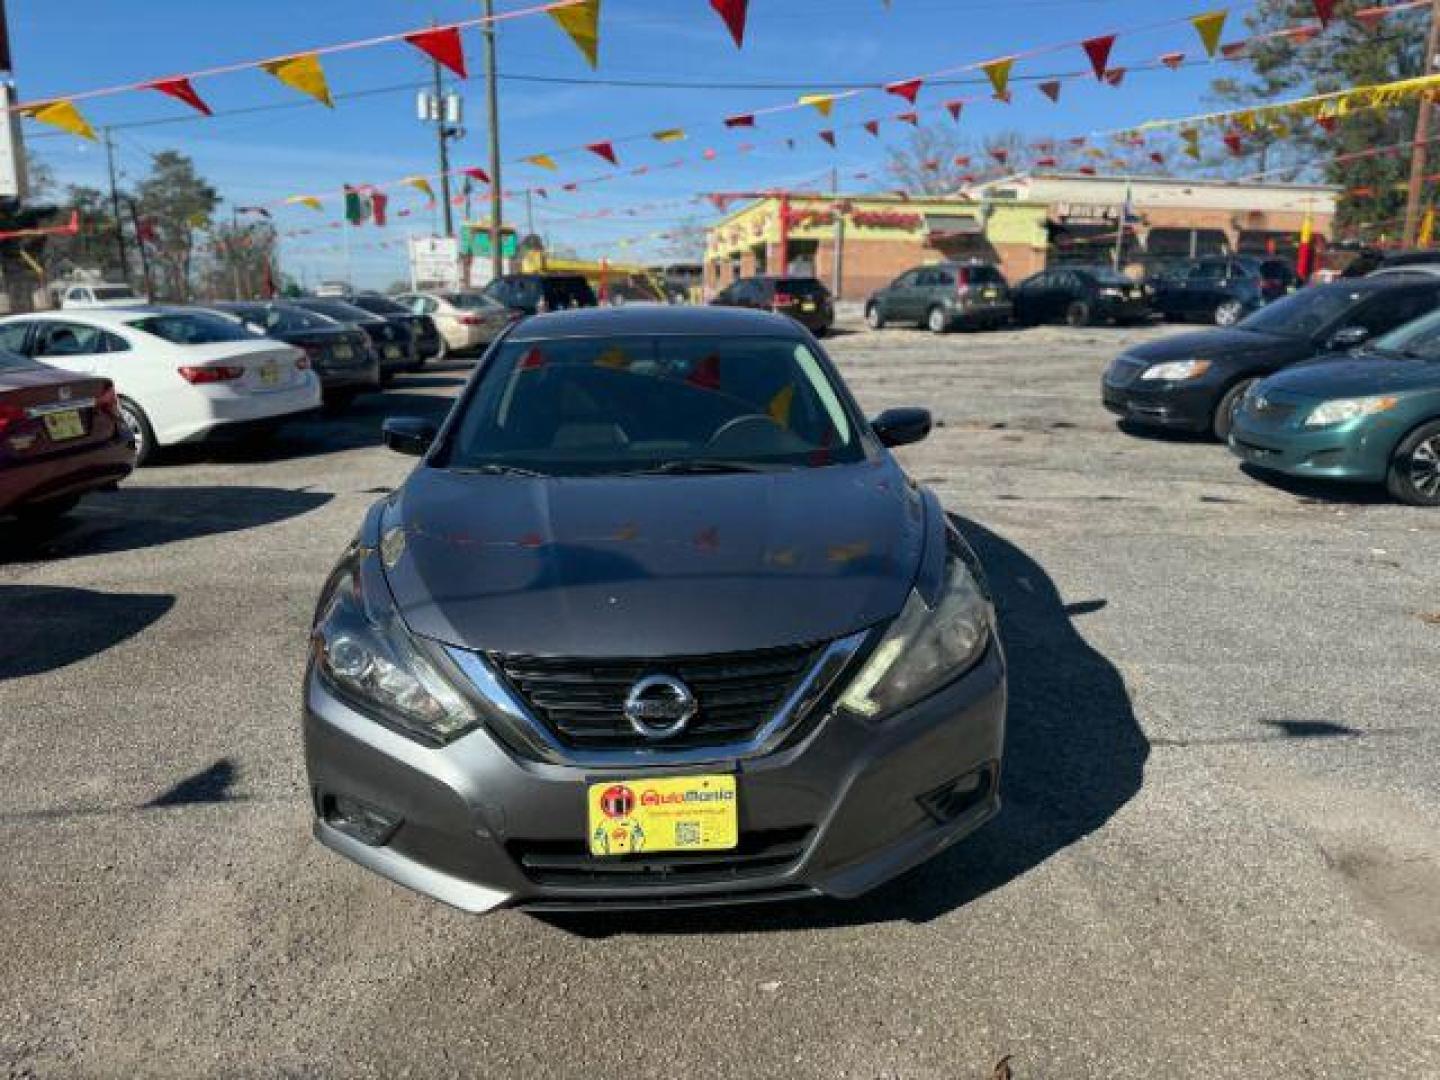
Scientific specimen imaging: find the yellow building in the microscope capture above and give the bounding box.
[705,194,1052,302]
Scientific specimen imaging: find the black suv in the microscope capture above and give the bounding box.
[709,275,834,335]
[482,274,597,317]
[1148,256,1295,326]
[865,262,1012,333]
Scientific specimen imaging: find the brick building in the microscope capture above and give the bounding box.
[703,175,1339,302]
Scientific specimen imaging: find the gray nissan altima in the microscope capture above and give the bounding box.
[303,305,1006,913]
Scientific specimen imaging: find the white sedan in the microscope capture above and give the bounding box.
[394,290,513,358]
[0,307,321,465]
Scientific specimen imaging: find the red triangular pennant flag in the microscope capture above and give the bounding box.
[1354,6,1387,32]
[819,130,836,148]
[724,113,755,128]
[1160,51,1185,69]
[1221,40,1248,58]
[886,78,923,104]
[710,0,748,48]
[145,77,212,116]
[404,27,467,78]
[953,155,971,167]
[990,147,1009,164]
[1039,80,1062,102]
[1149,152,1165,165]
[1035,156,1058,167]
[1224,131,1244,156]
[1082,34,1116,80]
[562,182,579,192]
[863,119,881,136]
[1316,115,1338,133]
[944,100,964,122]
[1105,67,1126,86]
[1313,0,1336,26]
[586,141,618,165]
[371,191,388,227]
[463,167,490,184]
[897,111,919,126]
[1078,165,1097,176]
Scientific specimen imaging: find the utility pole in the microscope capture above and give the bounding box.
[126,198,153,299]
[229,207,242,298]
[102,128,129,281]
[1404,0,1440,246]
[432,59,454,238]
[482,0,504,280]
[829,167,844,300]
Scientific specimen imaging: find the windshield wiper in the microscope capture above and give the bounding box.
[450,463,550,478]
[624,460,792,476]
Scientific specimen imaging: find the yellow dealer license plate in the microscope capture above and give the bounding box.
[259,363,280,386]
[587,775,738,857]
[801,300,816,311]
[43,409,84,441]
[982,287,999,300]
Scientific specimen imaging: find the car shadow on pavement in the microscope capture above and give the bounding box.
[0,583,175,680]
[539,515,1149,937]
[1237,464,1394,506]
[0,485,331,564]
[171,390,457,466]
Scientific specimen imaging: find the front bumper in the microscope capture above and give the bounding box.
[303,642,1006,913]
[1228,412,1393,483]
[1102,378,1216,432]
[0,430,135,515]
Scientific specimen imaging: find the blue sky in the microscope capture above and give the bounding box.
[15,0,1243,287]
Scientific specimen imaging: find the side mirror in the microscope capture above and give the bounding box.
[382,417,438,457]
[1328,325,1370,350]
[871,407,932,449]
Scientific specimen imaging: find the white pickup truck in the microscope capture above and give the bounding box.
[60,283,146,310]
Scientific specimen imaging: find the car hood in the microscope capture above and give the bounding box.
[1263,353,1440,398]
[1125,328,1312,365]
[382,461,924,657]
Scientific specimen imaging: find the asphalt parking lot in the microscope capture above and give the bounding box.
[3,316,1438,1078]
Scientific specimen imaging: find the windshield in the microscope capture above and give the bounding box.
[1236,285,1358,338]
[295,299,377,323]
[1371,307,1440,359]
[237,304,337,333]
[350,295,410,316]
[1085,268,1134,286]
[444,292,502,310]
[440,335,866,477]
[128,311,258,345]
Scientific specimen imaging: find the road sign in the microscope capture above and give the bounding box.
[408,235,460,289]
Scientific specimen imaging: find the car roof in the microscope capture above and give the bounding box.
[11,305,195,324]
[508,305,808,341]
[1369,265,1440,277]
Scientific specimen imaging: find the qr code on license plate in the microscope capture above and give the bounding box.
[675,822,702,847]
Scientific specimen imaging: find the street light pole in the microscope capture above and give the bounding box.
[1403,0,1440,246]
[482,0,504,280]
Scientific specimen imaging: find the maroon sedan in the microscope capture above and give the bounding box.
[1,353,136,521]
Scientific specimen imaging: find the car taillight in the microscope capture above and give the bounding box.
[1261,278,1281,291]
[956,268,972,295]
[457,314,482,325]
[0,401,24,437]
[773,292,794,306]
[96,383,119,417]
[177,365,245,384]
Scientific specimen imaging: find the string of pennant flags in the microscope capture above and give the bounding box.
[246,0,1428,224]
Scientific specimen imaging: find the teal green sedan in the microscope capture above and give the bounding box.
[1228,308,1440,506]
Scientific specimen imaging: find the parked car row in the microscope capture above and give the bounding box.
[1102,273,1440,506]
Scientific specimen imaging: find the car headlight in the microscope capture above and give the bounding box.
[838,552,993,720]
[312,546,478,745]
[1099,287,1124,298]
[1141,359,1212,381]
[1303,394,1399,428]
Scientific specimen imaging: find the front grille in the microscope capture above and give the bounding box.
[509,826,813,888]
[493,642,822,750]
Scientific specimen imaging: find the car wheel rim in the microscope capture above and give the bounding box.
[930,310,943,331]
[1218,303,1240,326]
[120,405,145,457]
[1410,436,1440,497]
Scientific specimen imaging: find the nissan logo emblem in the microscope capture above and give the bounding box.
[623,674,698,740]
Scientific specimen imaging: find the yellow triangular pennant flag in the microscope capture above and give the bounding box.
[1191,11,1227,58]
[404,176,436,201]
[549,0,601,68]
[25,100,96,141]
[1236,109,1257,132]
[1180,128,1201,160]
[980,57,1015,99]
[799,94,835,117]
[652,128,686,142]
[525,154,559,171]
[262,53,333,107]
[287,195,324,211]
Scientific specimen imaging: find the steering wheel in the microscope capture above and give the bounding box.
[707,413,784,448]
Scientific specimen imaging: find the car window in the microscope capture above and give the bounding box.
[0,348,33,370]
[448,292,501,311]
[776,278,827,298]
[127,311,258,345]
[915,269,938,287]
[964,265,1004,286]
[441,335,867,476]
[35,321,121,357]
[0,321,34,355]
[1371,303,1440,357]
[93,286,138,301]
[1348,288,1440,335]
[892,270,919,289]
[1188,262,1226,281]
[1237,284,1365,338]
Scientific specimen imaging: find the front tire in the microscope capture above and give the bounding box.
[1215,300,1245,327]
[1212,378,1257,442]
[1065,301,1092,328]
[927,306,950,334]
[865,304,885,330]
[118,397,156,467]
[1387,420,1440,506]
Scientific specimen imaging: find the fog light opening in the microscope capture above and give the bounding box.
[917,764,994,825]
[324,793,403,846]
